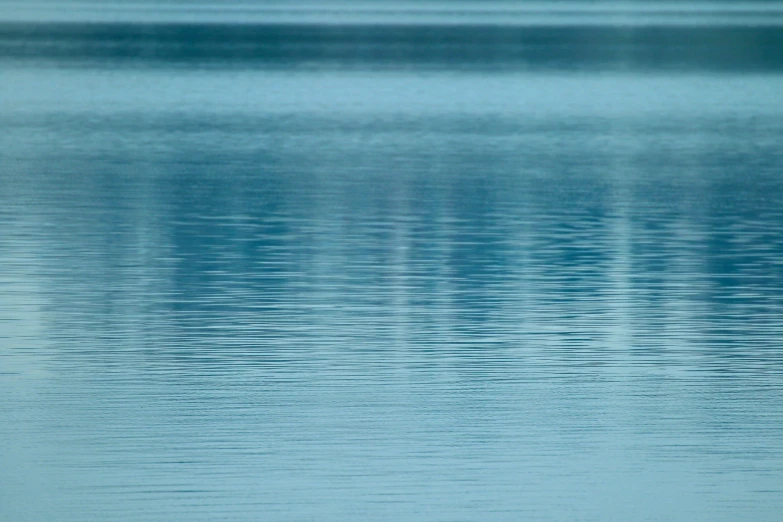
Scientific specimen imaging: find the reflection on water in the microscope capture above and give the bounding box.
[2,4,783,522]
[2,21,783,71]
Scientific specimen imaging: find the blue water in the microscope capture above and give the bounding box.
[2,3,783,521]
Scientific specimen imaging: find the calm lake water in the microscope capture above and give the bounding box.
[2,2,783,521]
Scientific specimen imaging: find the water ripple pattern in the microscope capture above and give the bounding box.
[2,4,783,522]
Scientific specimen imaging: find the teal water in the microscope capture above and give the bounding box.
[2,3,783,521]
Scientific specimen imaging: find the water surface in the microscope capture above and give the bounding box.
[2,3,783,521]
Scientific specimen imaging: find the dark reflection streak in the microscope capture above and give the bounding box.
[2,22,783,71]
